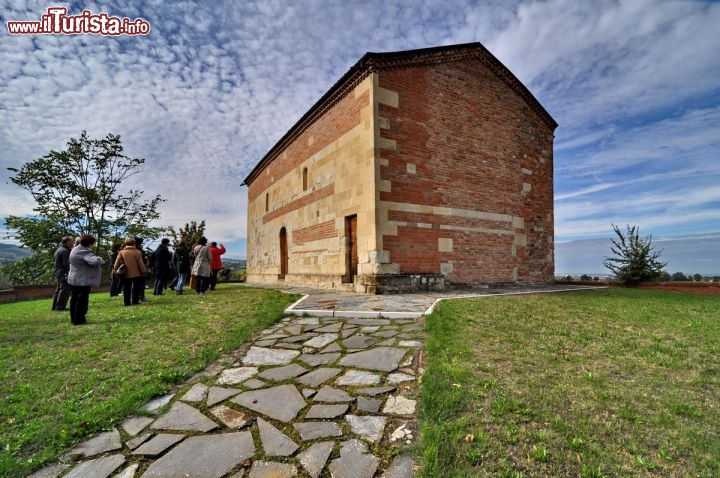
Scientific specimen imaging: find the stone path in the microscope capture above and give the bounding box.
[32,313,425,478]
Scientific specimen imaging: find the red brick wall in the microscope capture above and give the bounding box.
[378,59,555,284]
[293,220,338,245]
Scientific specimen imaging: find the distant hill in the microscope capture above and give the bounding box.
[223,258,246,269]
[0,243,32,263]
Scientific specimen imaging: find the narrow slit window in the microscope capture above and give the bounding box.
[302,167,308,191]
[265,192,269,212]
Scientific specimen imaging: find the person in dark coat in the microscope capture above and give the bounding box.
[134,237,149,302]
[109,242,123,297]
[51,236,74,311]
[153,238,173,295]
[67,234,105,325]
[172,239,191,294]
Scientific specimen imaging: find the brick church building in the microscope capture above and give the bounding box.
[243,43,557,293]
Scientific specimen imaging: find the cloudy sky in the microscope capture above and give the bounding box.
[2,0,719,272]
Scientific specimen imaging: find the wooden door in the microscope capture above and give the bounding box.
[344,215,357,283]
[279,227,288,280]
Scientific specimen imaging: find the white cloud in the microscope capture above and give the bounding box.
[1,0,719,259]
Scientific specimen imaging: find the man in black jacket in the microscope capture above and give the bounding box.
[51,236,74,311]
[153,238,173,295]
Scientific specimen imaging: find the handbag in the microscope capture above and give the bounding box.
[115,263,128,277]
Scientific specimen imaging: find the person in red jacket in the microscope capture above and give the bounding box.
[208,241,226,291]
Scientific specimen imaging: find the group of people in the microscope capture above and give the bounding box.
[52,234,226,325]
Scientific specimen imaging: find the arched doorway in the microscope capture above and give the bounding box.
[279,227,288,280]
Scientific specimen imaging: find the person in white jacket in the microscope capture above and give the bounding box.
[67,234,105,325]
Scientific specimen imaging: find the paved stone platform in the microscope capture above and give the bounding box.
[30,284,604,478]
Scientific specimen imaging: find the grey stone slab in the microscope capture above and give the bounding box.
[63,454,125,478]
[243,378,267,389]
[376,338,397,347]
[293,421,343,440]
[258,363,308,381]
[335,370,381,386]
[297,367,341,387]
[217,366,259,385]
[342,335,377,349]
[114,463,139,478]
[126,432,152,450]
[305,404,349,419]
[398,340,423,348]
[374,330,400,338]
[303,333,338,348]
[387,372,416,384]
[340,327,357,338]
[242,347,300,365]
[328,439,379,478]
[254,339,276,347]
[278,342,303,349]
[152,402,219,432]
[295,317,321,325]
[181,383,209,402]
[302,388,316,398]
[321,342,342,353]
[28,463,71,478]
[346,415,387,442]
[356,386,395,396]
[142,393,175,414]
[382,395,417,416]
[210,405,255,428]
[142,432,254,478]
[131,433,185,455]
[283,324,304,335]
[232,384,306,423]
[313,322,342,333]
[298,352,340,367]
[120,416,153,436]
[280,333,313,344]
[248,460,297,478]
[360,326,380,333]
[64,429,122,459]
[297,441,334,478]
[356,396,383,413]
[257,417,299,456]
[340,347,407,372]
[313,385,353,403]
[381,454,414,478]
[206,386,242,406]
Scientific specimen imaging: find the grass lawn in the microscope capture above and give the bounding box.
[0,284,298,477]
[419,288,720,477]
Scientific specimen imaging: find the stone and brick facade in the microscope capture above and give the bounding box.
[243,43,557,293]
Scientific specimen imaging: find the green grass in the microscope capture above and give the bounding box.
[0,284,298,477]
[419,288,720,477]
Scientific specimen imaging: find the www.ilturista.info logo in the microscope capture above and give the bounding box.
[7,7,151,36]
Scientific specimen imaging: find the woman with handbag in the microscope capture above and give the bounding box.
[113,237,147,306]
[192,236,213,295]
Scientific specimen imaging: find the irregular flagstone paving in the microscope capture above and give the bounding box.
[36,312,424,477]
